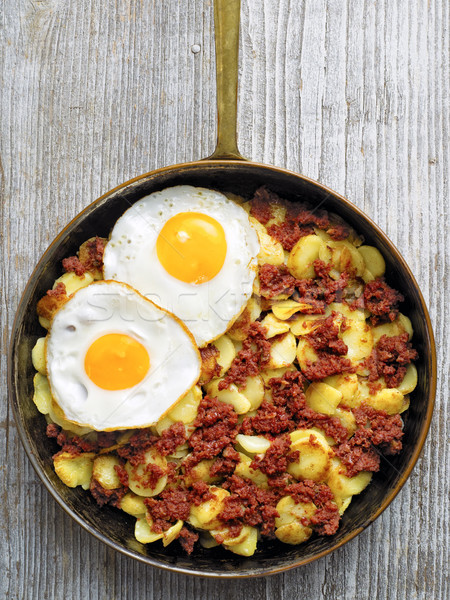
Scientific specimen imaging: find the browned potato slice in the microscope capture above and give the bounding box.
[125,448,168,497]
[189,486,230,530]
[92,455,121,490]
[53,452,95,490]
[287,235,324,279]
[134,517,164,544]
[288,429,332,482]
[275,496,316,544]
[305,382,343,415]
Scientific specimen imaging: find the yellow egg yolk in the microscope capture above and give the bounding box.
[84,333,150,390]
[156,212,227,284]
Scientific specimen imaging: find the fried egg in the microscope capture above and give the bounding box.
[102,186,260,347]
[46,280,201,430]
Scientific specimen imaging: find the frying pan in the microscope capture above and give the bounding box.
[8,0,436,578]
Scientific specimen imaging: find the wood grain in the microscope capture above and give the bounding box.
[1,0,448,598]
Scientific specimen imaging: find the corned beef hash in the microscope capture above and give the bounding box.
[31,185,418,557]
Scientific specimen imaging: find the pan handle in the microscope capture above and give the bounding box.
[206,0,247,161]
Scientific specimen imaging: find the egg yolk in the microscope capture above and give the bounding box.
[156,212,227,284]
[84,333,150,390]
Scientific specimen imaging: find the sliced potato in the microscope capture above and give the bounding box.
[240,375,265,410]
[225,527,258,556]
[287,235,324,279]
[323,373,359,405]
[92,455,121,490]
[268,332,297,368]
[227,296,261,341]
[272,300,304,320]
[135,517,163,544]
[213,334,236,375]
[249,216,285,266]
[120,493,147,516]
[53,271,94,296]
[189,486,230,530]
[296,338,319,371]
[341,319,373,364]
[275,496,316,544]
[364,388,406,415]
[31,337,47,375]
[33,373,52,415]
[288,429,331,482]
[358,245,386,278]
[327,458,372,499]
[125,448,168,497]
[397,363,418,395]
[167,385,202,423]
[205,379,251,414]
[260,313,291,338]
[235,434,271,454]
[162,520,184,547]
[53,452,95,490]
[305,382,343,415]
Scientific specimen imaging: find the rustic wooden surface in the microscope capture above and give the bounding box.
[1,0,448,598]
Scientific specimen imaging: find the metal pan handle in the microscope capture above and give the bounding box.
[206,0,247,161]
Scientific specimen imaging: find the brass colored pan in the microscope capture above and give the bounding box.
[8,0,436,577]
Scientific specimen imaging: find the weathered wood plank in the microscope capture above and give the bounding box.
[1,0,448,598]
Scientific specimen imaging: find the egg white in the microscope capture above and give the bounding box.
[46,280,201,431]
[102,186,260,347]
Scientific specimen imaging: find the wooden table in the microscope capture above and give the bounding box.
[1,1,448,598]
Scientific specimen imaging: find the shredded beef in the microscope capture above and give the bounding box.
[137,463,165,490]
[306,313,348,355]
[47,425,98,457]
[46,282,67,298]
[83,236,106,269]
[285,480,340,535]
[240,401,295,435]
[218,322,271,390]
[155,422,187,457]
[247,372,348,443]
[90,479,127,508]
[249,186,276,224]
[189,481,214,506]
[296,409,349,444]
[185,396,239,469]
[62,256,86,276]
[335,405,404,476]
[63,237,106,275]
[365,333,418,388]
[46,423,60,439]
[259,263,297,298]
[251,435,299,476]
[326,223,350,241]
[145,488,192,532]
[334,429,381,476]
[300,312,354,381]
[267,221,314,252]
[295,261,350,308]
[114,463,129,487]
[221,475,280,536]
[116,429,157,466]
[96,431,117,448]
[251,187,349,251]
[361,278,404,325]
[177,526,199,554]
[210,445,241,478]
[354,405,404,453]
[302,355,353,381]
[145,484,213,534]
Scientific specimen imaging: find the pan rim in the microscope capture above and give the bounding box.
[7,159,437,577]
